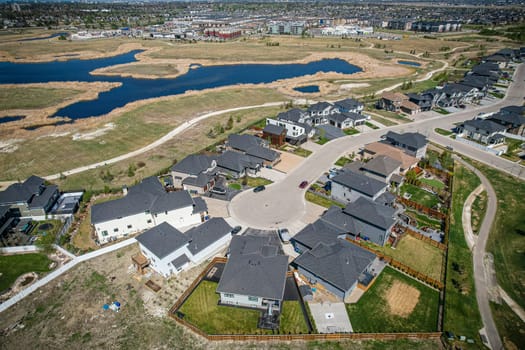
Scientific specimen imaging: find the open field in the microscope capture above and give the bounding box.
[443,163,482,341]
[94,63,180,78]
[346,266,439,332]
[0,87,284,182]
[490,301,525,350]
[365,235,444,280]
[0,253,52,291]
[0,87,83,110]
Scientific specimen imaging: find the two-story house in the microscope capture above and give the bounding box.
[383,131,428,158]
[171,154,217,194]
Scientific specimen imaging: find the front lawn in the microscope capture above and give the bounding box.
[292,147,312,158]
[346,266,439,332]
[246,177,272,187]
[178,281,310,335]
[434,128,453,136]
[400,183,441,208]
[0,253,52,291]
[365,121,379,130]
[343,128,360,135]
[335,157,352,167]
[305,192,345,209]
[228,183,242,190]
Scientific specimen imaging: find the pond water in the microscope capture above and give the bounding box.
[0,51,362,120]
[398,60,421,67]
[0,116,25,124]
[293,85,320,93]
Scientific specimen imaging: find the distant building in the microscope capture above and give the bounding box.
[268,21,305,35]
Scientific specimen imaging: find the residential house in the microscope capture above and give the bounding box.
[399,99,421,116]
[291,219,345,254]
[360,155,402,183]
[226,134,280,166]
[331,169,388,203]
[362,142,419,174]
[135,218,233,278]
[407,93,433,112]
[383,131,428,158]
[488,106,525,136]
[216,150,261,179]
[327,112,367,129]
[321,196,398,246]
[262,124,286,146]
[333,98,364,114]
[292,240,377,300]
[91,177,208,244]
[0,175,59,220]
[267,109,314,145]
[217,234,288,312]
[171,154,217,194]
[457,119,507,146]
[439,83,480,106]
[377,92,410,113]
[307,102,338,125]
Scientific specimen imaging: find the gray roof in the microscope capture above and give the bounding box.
[217,251,289,300]
[228,233,283,257]
[320,205,358,233]
[375,191,397,206]
[464,119,507,133]
[343,196,397,231]
[501,105,525,115]
[171,254,190,269]
[245,145,280,162]
[316,124,346,140]
[0,175,46,205]
[217,150,259,173]
[328,111,366,124]
[136,222,188,259]
[171,154,216,175]
[28,185,58,209]
[489,111,525,127]
[331,170,387,197]
[263,124,286,135]
[443,83,476,95]
[361,155,401,178]
[334,98,363,111]
[292,219,344,250]
[228,134,266,153]
[385,131,427,150]
[192,197,208,214]
[308,101,333,113]
[186,217,232,255]
[293,240,375,293]
[277,108,306,123]
[91,177,196,224]
[182,173,213,187]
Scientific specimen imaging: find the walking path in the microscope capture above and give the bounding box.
[462,184,484,251]
[0,238,136,313]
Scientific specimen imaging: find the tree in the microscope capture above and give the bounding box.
[236,115,241,123]
[226,116,234,130]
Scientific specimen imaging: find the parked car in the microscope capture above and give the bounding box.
[277,228,291,244]
[210,186,226,195]
[299,180,308,189]
[231,226,242,235]
[253,185,265,193]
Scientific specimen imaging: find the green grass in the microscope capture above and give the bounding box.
[343,128,360,135]
[305,192,345,209]
[178,281,309,335]
[490,91,504,99]
[400,183,441,208]
[335,157,352,167]
[292,147,312,158]
[434,128,453,136]
[0,253,52,291]
[406,209,443,231]
[490,301,525,349]
[372,110,412,123]
[443,163,482,341]
[420,177,446,190]
[316,137,329,145]
[228,183,241,190]
[365,121,379,130]
[470,190,487,235]
[370,114,397,127]
[346,266,440,332]
[0,87,83,110]
[433,107,450,115]
[246,177,272,187]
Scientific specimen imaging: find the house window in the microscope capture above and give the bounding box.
[165,211,168,215]
[101,230,108,237]
[147,219,152,224]
[224,293,234,298]
[127,225,132,229]
[113,228,119,232]
[248,296,258,302]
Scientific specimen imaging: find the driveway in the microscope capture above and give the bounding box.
[273,151,306,173]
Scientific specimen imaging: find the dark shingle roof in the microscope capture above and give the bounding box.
[320,205,358,233]
[292,219,344,250]
[488,111,525,127]
[385,131,427,150]
[361,155,401,178]
[293,240,375,293]
[182,173,213,187]
[171,254,190,269]
[0,175,46,205]
[228,134,266,153]
[334,98,363,111]
[308,101,333,113]
[171,154,216,175]
[186,218,232,255]
[217,150,259,173]
[343,197,396,230]
[28,185,57,209]
[245,146,280,162]
[331,170,387,197]
[263,124,286,135]
[277,109,305,123]
[464,119,507,133]
[151,190,194,214]
[136,222,188,259]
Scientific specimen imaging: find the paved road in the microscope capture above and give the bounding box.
[229,63,525,230]
[456,158,502,350]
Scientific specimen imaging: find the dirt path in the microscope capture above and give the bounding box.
[462,184,484,251]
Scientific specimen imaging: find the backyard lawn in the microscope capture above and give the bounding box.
[178,281,309,335]
[406,210,443,230]
[419,177,446,190]
[346,267,439,332]
[0,253,52,291]
[364,235,444,280]
[401,183,441,208]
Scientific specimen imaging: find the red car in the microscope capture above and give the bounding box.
[299,180,308,189]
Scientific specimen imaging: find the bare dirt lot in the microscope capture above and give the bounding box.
[385,280,421,318]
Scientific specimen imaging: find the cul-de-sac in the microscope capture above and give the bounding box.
[0,1,524,349]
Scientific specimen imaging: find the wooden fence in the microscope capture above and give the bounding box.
[404,227,447,251]
[397,196,446,220]
[346,238,444,290]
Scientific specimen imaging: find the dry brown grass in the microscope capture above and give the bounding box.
[385,280,421,317]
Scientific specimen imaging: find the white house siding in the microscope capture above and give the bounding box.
[139,244,192,277]
[219,292,263,308]
[171,170,188,188]
[415,145,427,159]
[267,118,306,139]
[95,212,152,243]
[183,183,205,194]
[190,234,232,265]
[153,206,202,229]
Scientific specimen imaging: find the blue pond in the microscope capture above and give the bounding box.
[398,60,421,67]
[294,85,320,93]
[0,51,362,120]
[0,115,25,124]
